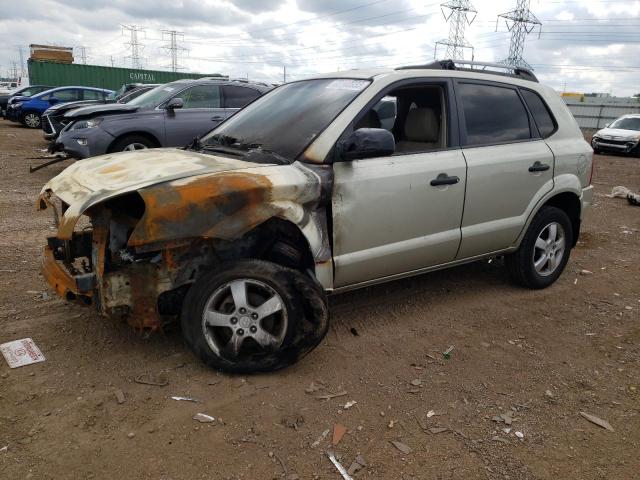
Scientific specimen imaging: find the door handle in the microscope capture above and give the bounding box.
[528,161,550,172]
[430,173,460,187]
[211,115,224,121]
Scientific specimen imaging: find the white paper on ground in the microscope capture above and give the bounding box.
[1,338,46,368]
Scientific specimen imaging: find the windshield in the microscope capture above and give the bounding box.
[609,117,640,131]
[201,78,371,161]
[127,83,179,108]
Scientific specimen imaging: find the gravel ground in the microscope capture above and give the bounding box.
[0,120,638,480]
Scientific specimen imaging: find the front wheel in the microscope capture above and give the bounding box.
[109,135,155,153]
[505,206,573,289]
[181,259,329,373]
[21,111,41,128]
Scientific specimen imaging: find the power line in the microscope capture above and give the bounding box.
[122,24,145,69]
[162,30,187,72]
[497,0,541,69]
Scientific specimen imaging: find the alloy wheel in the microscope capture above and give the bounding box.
[201,279,288,359]
[24,113,40,128]
[532,222,566,276]
[122,142,148,151]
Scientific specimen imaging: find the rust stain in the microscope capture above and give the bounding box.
[99,164,126,174]
[41,247,92,300]
[129,172,273,246]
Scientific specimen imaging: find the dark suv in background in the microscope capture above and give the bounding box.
[0,85,52,118]
[42,83,159,140]
[53,78,272,158]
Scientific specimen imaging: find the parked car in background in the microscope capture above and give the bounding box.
[1,85,52,118]
[38,61,593,372]
[42,83,158,140]
[0,81,19,95]
[6,86,114,128]
[591,114,640,156]
[51,78,271,159]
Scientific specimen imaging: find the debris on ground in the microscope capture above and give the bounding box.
[1,338,45,368]
[347,455,367,475]
[332,424,347,445]
[305,381,324,394]
[350,327,359,336]
[311,428,330,448]
[134,373,169,387]
[127,432,135,439]
[515,431,524,439]
[442,346,455,359]
[426,410,435,418]
[580,412,614,432]
[282,414,305,430]
[341,400,357,410]
[610,186,632,198]
[316,390,348,401]
[628,192,640,206]
[0,446,7,453]
[193,413,215,423]
[492,412,514,425]
[492,436,510,444]
[114,389,126,405]
[429,427,448,434]
[170,396,200,403]
[545,389,554,398]
[410,379,422,386]
[390,440,413,454]
[327,450,354,480]
[579,269,593,275]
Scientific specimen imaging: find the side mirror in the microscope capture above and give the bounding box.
[337,128,395,161]
[166,97,184,110]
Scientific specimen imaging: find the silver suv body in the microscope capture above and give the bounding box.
[38,61,593,372]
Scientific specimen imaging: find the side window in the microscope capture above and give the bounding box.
[222,85,261,108]
[354,84,446,154]
[521,89,556,138]
[459,83,531,146]
[179,85,221,109]
[52,89,79,101]
[82,90,104,101]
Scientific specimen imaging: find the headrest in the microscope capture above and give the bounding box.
[404,108,439,142]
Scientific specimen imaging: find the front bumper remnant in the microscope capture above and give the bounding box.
[41,246,94,304]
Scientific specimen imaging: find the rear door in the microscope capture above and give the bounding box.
[164,84,223,146]
[455,80,555,259]
[222,85,262,119]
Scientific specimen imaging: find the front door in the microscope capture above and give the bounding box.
[332,81,467,288]
[164,84,225,147]
[454,81,555,259]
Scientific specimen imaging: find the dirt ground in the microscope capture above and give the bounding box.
[0,120,638,480]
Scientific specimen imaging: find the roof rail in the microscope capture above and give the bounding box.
[396,59,538,83]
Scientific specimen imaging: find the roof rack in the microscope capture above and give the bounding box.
[396,59,538,83]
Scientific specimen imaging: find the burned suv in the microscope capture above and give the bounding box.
[39,61,594,372]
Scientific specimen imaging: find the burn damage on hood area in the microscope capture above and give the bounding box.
[38,151,333,334]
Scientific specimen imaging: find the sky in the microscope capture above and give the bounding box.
[1,0,639,95]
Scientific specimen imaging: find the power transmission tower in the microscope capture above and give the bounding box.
[17,46,25,78]
[122,24,145,69]
[435,0,477,60]
[76,46,88,64]
[497,0,541,69]
[110,55,115,67]
[162,30,187,72]
[10,62,18,81]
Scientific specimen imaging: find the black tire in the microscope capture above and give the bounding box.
[181,259,329,373]
[505,206,573,289]
[109,134,156,153]
[21,111,41,129]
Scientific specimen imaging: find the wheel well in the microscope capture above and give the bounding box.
[543,192,581,246]
[107,131,160,153]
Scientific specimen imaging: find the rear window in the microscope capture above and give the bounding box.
[521,89,556,138]
[222,85,262,108]
[459,83,531,146]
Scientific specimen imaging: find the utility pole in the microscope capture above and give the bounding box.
[435,0,477,60]
[110,55,115,67]
[161,30,186,72]
[77,46,88,65]
[17,46,25,78]
[497,0,541,69]
[122,24,145,70]
[283,65,286,83]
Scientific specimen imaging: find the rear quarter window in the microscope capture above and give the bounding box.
[458,82,531,146]
[222,85,262,108]
[520,89,557,138]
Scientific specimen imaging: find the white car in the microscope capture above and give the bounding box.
[592,114,640,156]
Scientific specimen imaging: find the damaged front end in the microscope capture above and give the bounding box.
[38,150,333,333]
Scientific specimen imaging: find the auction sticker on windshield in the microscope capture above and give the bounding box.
[1,338,46,368]
[325,79,370,91]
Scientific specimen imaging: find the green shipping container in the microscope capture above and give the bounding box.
[27,60,226,91]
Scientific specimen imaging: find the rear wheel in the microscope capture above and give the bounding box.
[21,111,41,128]
[506,206,573,289]
[181,259,329,373]
[109,135,155,153]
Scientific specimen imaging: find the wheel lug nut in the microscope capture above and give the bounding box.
[250,326,257,333]
[239,307,247,314]
[251,313,258,319]
[230,317,237,325]
[237,329,244,336]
